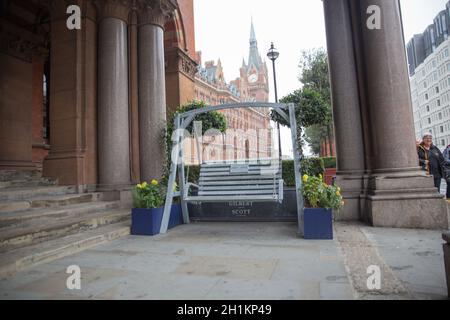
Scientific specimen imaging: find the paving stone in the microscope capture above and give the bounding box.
[334,222,414,299]
[362,225,448,300]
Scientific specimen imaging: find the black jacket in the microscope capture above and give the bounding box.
[417,144,445,179]
[443,145,450,181]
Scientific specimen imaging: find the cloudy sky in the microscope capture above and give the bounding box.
[194,0,448,156]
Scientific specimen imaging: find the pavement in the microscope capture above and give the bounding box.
[0,221,448,300]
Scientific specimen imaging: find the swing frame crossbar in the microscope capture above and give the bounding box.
[160,102,305,236]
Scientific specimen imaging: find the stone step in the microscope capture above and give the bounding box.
[0,209,131,252]
[29,192,102,209]
[0,177,57,189]
[0,221,130,279]
[0,192,100,214]
[0,170,42,182]
[0,201,31,214]
[0,186,76,201]
[0,200,120,229]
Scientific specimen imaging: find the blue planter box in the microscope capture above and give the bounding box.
[303,208,333,240]
[131,204,183,236]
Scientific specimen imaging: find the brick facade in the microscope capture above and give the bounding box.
[191,22,273,163]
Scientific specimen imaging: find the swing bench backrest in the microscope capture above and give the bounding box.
[184,159,284,203]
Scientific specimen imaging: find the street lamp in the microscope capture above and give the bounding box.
[267,42,282,160]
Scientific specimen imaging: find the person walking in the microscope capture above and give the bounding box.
[443,143,450,199]
[417,133,445,192]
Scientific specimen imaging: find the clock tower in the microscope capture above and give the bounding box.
[236,21,269,102]
[195,20,273,162]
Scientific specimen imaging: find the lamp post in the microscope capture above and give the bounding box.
[267,42,282,160]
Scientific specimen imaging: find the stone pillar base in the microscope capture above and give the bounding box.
[98,189,133,209]
[43,153,84,186]
[96,184,134,192]
[366,173,448,230]
[334,174,364,221]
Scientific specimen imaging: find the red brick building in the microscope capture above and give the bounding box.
[191,21,273,163]
[320,136,336,157]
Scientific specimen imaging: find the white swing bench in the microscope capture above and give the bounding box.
[160,102,305,236]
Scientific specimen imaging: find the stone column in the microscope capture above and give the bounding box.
[137,0,177,182]
[129,9,141,184]
[356,0,419,172]
[96,0,131,188]
[323,0,366,221]
[350,0,448,229]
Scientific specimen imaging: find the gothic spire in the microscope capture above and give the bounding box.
[250,18,257,47]
[248,20,262,71]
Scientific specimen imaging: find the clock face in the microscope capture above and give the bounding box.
[248,74,258,83]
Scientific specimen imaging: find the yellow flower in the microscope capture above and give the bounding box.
[319,174,323,180]
[151,179,158,186]
[336,191,341,196]
[137,183,142,189]
[303,175,309,183]
[337,187,341,192]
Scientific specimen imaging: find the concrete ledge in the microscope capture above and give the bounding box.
[368,197,449,230]
[335,197,360,221]
[334,175,364,221]
[99,189,133,209]
[366,173,449,230]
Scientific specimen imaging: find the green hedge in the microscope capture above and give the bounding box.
[321,157,337,169]
[282,158,325,187]
[186,165,200,185]
[186,158,324,188]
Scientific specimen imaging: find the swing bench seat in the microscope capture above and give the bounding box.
[184,160,284,203]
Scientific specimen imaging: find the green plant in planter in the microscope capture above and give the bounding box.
[301,174,344,211]
[282,158,324,187]
[132,180,166,209]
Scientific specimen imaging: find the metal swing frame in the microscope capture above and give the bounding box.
[160,102,305,236]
